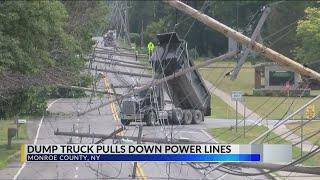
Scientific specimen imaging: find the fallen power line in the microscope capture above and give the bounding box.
[222,162,320,175]
[85,67,152,78]
[54,127,124,144]
[166,0,320,81]
[90,54,148,66]
[54,129,206,144]
[54,128,320,175]
[57,85,122,96]
[94,48,148,58]
[78,51,238,116]
[90,59,152,70]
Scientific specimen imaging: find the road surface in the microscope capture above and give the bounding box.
[9,37,268,180]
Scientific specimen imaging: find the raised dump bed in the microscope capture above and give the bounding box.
[151,32,211,118]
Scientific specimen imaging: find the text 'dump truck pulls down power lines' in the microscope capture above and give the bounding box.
[120,32,211,126]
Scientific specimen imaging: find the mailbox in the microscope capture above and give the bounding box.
[7,128,17,148]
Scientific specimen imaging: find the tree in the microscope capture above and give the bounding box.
[144,19,166,44]
[63,1,109,53]
[264,1,307,59]
[0,1,79,74]
[0,1,108,118]
[128,1,154,34]
[296,7,320,71]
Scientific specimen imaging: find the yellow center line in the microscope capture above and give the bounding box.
[20,144,25,163]
[102,73,146,180]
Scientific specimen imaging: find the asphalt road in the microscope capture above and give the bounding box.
[11,37,267,180]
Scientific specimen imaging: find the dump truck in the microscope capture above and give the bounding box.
[120,32,211,126]
[103,30,116,47]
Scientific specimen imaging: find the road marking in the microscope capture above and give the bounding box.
[215,173,228,180]
[13,99,61,180]
[201,129,218,143]
[179,130,205,134]
[103,73,146,179]
[12,163,26,180]
[136,163,146,180]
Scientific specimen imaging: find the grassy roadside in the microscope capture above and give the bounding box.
[286,121,320,146]
[211,95,243,119]
[0,120,28,169]
[199,61,320,120]
[209,125,320,166]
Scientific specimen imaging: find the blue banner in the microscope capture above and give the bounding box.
[27,154,260,162]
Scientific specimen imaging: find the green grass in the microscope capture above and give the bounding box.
[117,38,133,50]
[0,143,21,169]
[209,125,320,166]
[211,95,243,119]
[286,121,320,146]
[0,120,28,169]
[199,62,320,119]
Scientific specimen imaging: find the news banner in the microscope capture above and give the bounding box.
[21,144,292,163]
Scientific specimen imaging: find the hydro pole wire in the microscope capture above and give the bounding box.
[166,0,320,82]
[78,51,238,116]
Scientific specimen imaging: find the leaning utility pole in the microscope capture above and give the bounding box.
[230,6,271,80]
[166,0,320,82]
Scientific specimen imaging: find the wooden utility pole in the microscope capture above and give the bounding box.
[166,0,320,82]
[78,51,238,116]
[132,126,143,179]
[141,20,144,47]
[230,6,271,80]
[85,67,153,78]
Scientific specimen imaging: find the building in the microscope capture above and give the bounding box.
[253,63,310,96]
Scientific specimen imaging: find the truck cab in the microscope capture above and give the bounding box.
[120,86,164,126]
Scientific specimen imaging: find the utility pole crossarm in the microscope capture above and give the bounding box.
[166,0,320,82]
[230,6,271,80]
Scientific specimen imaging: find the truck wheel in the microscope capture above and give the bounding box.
[183,110,192,125]
[145,110,157,126]
[192,110,203,124]
[121,119,130,126]
[172,108,183,124]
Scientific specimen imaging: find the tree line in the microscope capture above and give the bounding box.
[125,1,320,71]
[1,1,320,118]
[0,1,109,118]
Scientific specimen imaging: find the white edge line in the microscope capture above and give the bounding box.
[215,173,228,180]
[13,98,60,180]
[200,129,218,143]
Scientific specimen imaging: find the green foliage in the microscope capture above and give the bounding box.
[296,7,320,71]
[0,1,81,73]
[0,1,109,118]
[128,1,155,33]
[49,74,93,98]
[145,19,166,44]
[126,1,314,61]
[265,1,307,58]
[0,87,48,118]
[129,33,140,46]
[63,1,109,53]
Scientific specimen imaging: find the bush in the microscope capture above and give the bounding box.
[144,19,166,45]
[130,33,141,46]
[0,87,48,118]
